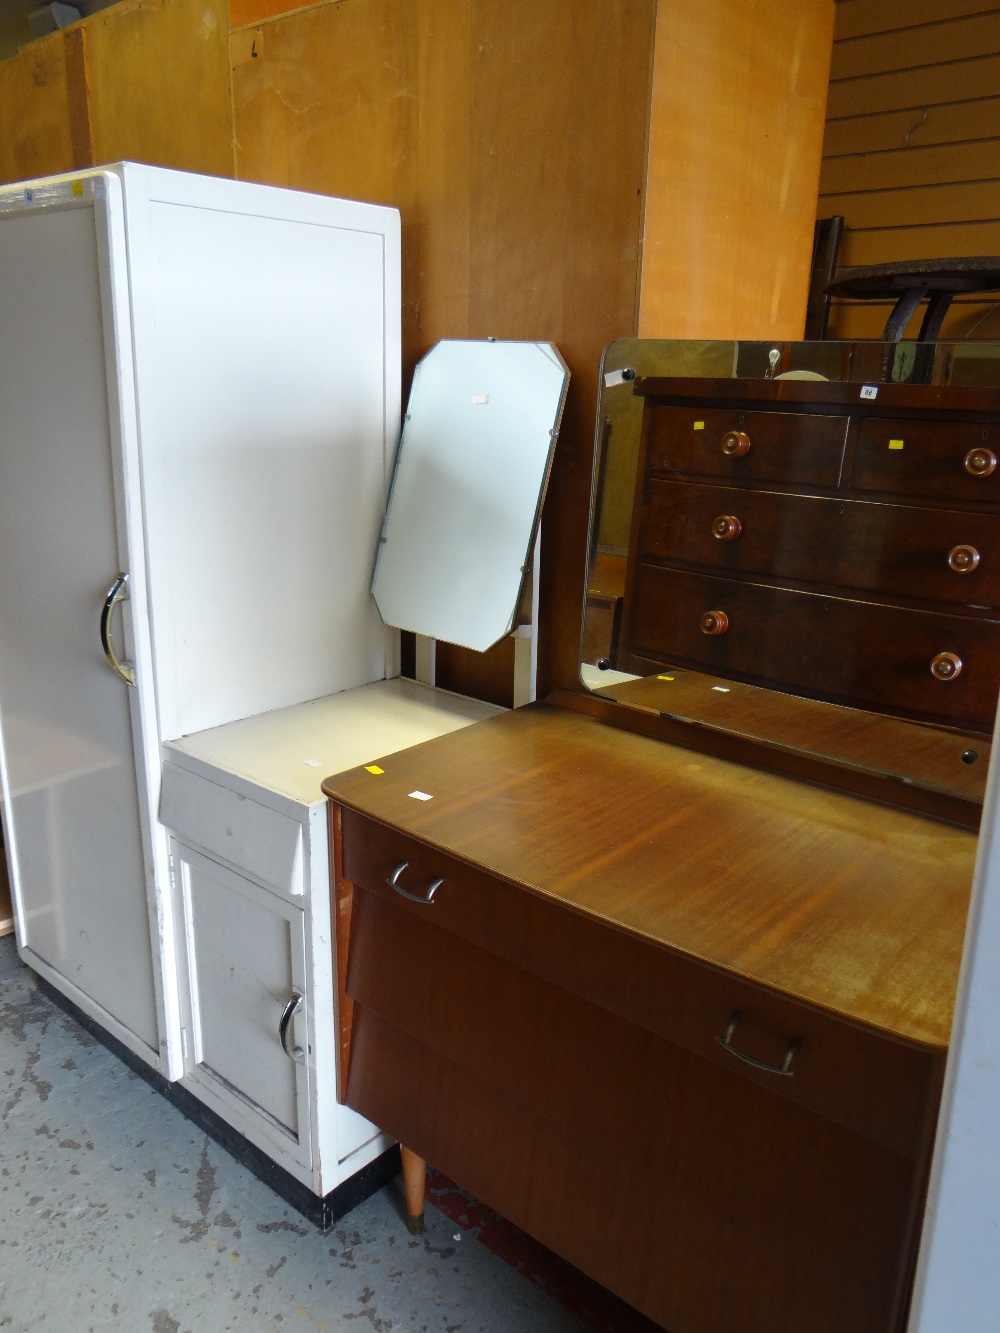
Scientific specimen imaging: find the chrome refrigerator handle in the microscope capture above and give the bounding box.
[278,992,306,1064]
[100,572,136,686]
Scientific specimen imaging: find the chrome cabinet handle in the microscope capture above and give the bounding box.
[278,991,305,1064]
[387,860,443,905]
[100,572,136,686]
[716,1013,799,1077]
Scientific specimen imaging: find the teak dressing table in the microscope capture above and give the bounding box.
[323,340,999,1333]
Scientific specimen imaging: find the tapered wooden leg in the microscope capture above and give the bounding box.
[400,1145,426,1234]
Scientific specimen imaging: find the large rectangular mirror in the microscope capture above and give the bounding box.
[582,339,1000,812]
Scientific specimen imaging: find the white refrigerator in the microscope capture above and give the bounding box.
[0,163,401,1083]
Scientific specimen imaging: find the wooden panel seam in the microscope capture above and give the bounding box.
[63,26,94,169]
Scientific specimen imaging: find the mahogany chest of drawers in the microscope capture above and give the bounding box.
[617,377,1000,735]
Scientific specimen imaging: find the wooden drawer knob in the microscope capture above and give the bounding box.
[699,610,729,636]
[947,544,981,573]
[964,447,997,477]
[711,514,742,541]
[930,651,963,682]
[721,430,751,458]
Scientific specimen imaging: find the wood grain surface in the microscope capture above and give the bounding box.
[343,819,941,1156]
[618,379,1000,741]
[853,417,1000,504]
[230,0,655,700]
[593,667,990,804]
[329,689,960,1331]
[0,33,81,185]
[646,405,848,487]
[347,993,927,1333]
[323,703,976,1046]
[637,479,1000,608]
[640,0,834,342]
[82,0,234,177]
[621,563,1000,731]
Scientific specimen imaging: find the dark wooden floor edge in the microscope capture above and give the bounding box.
[36,975,401,1233]
[547,687,981,830]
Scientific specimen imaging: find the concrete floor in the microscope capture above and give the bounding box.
[0,937,596,1333]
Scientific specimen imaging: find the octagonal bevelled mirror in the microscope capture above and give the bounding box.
[372,339,569,652]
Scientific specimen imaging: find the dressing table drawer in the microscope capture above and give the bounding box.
[853,418,1000,503]
[340,808,937,1157]
[647,406,848,487]
[625,565,1000,728]
[642,480,1000,607]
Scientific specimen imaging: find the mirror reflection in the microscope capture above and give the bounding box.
[582,339,1000,804]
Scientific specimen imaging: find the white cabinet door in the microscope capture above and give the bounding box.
[174,842,312,1173]
[0,182,163,1063]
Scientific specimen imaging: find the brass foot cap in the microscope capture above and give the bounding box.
[405,1213,425,1236]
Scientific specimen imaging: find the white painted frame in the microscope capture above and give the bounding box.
[908,701,1000,1332]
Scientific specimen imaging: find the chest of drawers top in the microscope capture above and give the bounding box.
[618,376,1000,735]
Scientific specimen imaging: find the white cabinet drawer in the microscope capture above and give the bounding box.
[160,761,304,897]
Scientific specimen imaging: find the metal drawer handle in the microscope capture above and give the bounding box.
[100,572,136,686]
[387,860,443,905]
[278,991,305,1064]
[716,1013,799,1077]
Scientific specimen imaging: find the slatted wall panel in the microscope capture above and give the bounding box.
[820,0,1000,339]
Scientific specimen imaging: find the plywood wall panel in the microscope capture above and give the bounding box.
[82,0,234,176]
[0,32,83,185]
[230,0,317,25]
[639,0,835,341]
[232,0,655,695]
[461,4,649,353]
[232,1,424,356]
